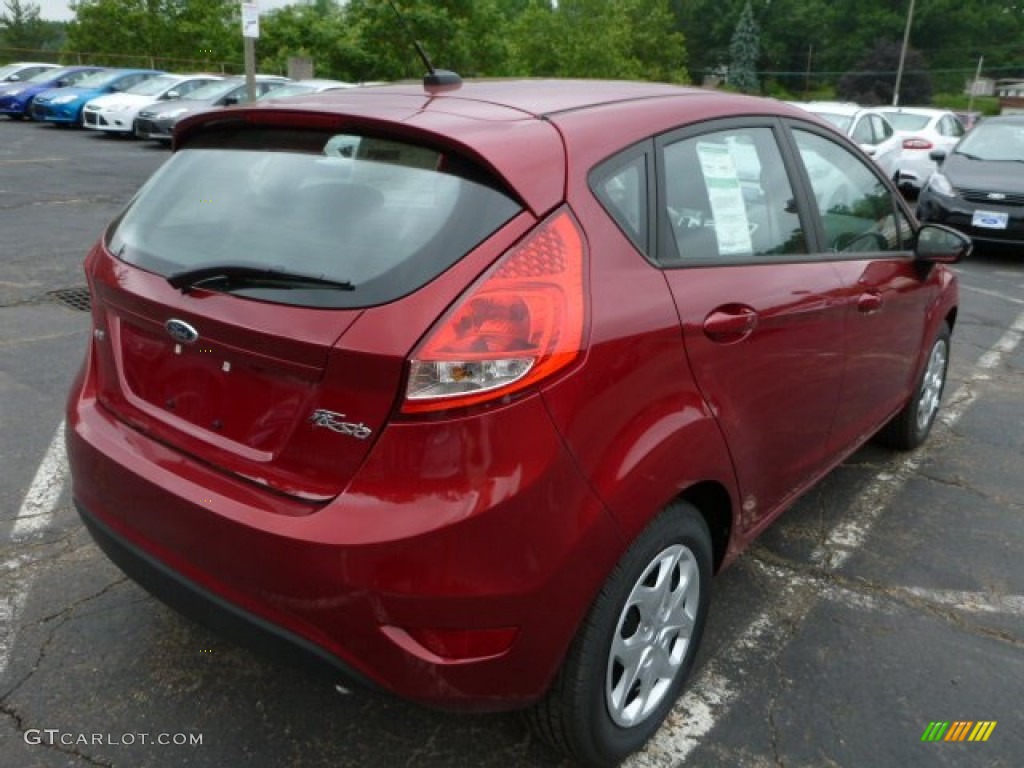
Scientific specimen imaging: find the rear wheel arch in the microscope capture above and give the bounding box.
[945,306,958,334]
[678,481,733,574]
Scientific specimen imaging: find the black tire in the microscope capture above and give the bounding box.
[526,502,712,767]
[877,323,951,450]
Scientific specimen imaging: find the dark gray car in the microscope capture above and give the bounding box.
[134,75,289,143]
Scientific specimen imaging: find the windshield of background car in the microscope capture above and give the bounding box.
[184,79,245,101]
[881,112,932,131]
[74,71,127,89]
[126,75,179,96]
[955,122,1024,161]
[106,128,523,308]
[257,83,318,99]
[813,112,853,132]
[27,66,78,83]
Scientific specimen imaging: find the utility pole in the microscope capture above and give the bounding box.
[967,55,984,116]
[892,0,916,106]
[241,2,259,103]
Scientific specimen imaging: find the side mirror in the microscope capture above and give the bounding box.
[162,90,180,100]
[929,148,947,164]
[8,74,21,82]
[915,223,971,263]
[221,94,240,106]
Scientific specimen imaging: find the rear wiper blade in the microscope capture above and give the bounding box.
[167,264,354,293]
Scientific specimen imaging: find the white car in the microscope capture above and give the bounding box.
[0,61,58,83]
[82,73,223,135]
[789,101,904,180]
[875,107,966,192]
[256,79,356,100]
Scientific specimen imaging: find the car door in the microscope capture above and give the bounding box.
[657,121,848,531]
[786,126,934,452]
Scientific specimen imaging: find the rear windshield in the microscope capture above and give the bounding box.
[881,112,931,131]
[107,127,523,308]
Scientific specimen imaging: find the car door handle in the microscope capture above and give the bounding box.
[857,291,883,313]
[703,305,758,343]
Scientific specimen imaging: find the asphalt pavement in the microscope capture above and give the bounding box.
[1,119,1022,767]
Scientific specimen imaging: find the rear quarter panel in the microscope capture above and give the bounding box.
[540,98,744,545]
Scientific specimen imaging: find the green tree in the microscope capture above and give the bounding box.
[727,0,759,93]
[341,0,511,80]
[1,0,51,51]
[259,1,372,81]
[509,0,687,82]
[66,0,241,70]
[837,39,932,106]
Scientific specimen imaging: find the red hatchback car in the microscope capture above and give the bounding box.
[67,79,969,766]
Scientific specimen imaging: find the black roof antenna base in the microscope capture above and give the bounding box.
[424,69,462,89]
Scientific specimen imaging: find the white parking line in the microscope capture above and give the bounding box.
[961,284,1024,306]
[0,421,67,677]
[817,309,1024,571]
[11,421,67,541]
[630,308,1024,766]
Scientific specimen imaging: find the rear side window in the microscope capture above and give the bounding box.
[592,152,648,253]
[107,128,522,308]
[661,127,807,263]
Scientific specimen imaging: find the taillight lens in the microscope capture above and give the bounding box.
[902,137,933,150]
[403,208,586,413]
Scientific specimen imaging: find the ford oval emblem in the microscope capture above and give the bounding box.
[165,318,199,344]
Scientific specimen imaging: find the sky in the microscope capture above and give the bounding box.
[33,1,295,22]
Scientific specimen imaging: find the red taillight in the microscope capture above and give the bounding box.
[902,137,933,150]
[403,208,586,413]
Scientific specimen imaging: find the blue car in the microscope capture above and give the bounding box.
[30,68,163,126]
[0,66,105,120]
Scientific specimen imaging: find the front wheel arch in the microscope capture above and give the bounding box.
[876,322,951,450]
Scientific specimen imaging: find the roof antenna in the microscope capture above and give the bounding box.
[386,0,462,89]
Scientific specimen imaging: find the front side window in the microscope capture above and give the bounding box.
[107,128,522,308]
[661,127,807,263]
[794,130,904,253]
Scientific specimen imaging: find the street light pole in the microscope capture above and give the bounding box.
[892,0,916,106]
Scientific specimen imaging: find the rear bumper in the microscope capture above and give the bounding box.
[68,353,622,710]
[77,499,382,692]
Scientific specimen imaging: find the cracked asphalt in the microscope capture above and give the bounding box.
[2,119,1022,767]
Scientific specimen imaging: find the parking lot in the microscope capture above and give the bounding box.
[1,119,1022,767]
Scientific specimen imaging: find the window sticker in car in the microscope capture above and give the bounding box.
[696,142,753,256]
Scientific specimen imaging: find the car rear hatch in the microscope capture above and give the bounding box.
[87,114,552,504]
